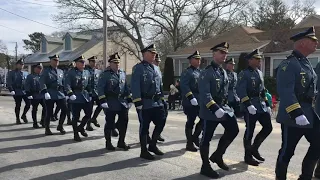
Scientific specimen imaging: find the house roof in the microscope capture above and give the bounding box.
[169,25,320,57]
[24,37,102,64]
[293,15,320,29]
[170,26,268,56]
[62,32,92,41]
[44,36,63,44]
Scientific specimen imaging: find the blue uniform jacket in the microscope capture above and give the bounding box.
[226,70,239,103]
[64,67,91,103]
[6,69,26,96]
[199,61,232,121]
[236,67,269,114]
[25,73,43,99]
[277,50,319,128]
[131,61,164,110]
[180,66,201,107]
[97,67,131,111]
[40,66,65,100]
[85,65,100,98]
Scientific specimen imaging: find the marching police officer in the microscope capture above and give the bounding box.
[7,59,30,124]
[315,61,320,180]
[224,58,241,117]
[180,50,203,152]
[40,54,67,135]
[198,42,239,178]
[236,49,273,166]
[65,55,92,142]
[154,54,166,142]
[98,52,131,150]
[131,44,166,160]
[276,27,320,180]
[85,56,101,131]
[24,63,45,128]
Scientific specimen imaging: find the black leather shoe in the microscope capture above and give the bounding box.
[210,153,229,171]
[157,135,165,142]
[111,129,119,137]
[106,141,116,151]
[148,145,164,155]
[45,129,53,135]
[252,149,265,162]
[117,142,130,151]
[200,164,220,178]
[86,124,94,131]
[33,123,40,129]
[21,116,28,123]
[79,129,88,137]
[92,119,100,127]
[57,125,66,135]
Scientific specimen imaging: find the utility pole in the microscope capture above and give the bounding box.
[15,42,18,62]
[103,0,108,68]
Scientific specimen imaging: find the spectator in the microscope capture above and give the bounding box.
[175,80,182,107]
[265,89,272,108]
[168,84,179,110]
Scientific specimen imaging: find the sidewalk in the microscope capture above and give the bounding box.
[0,89,11,96]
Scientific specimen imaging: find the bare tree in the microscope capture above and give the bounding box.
[237,0,316,30]
[54,0,247,59]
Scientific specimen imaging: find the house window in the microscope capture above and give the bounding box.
[181,62,189,74]
[41,39,47,53]
[65,34,72,51]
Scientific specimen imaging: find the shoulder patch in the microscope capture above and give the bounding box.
[278,60,290,72]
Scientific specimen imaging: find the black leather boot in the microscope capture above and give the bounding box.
[112,129,119,137]
[140,135,155,160]
[193,122,203,147]
[209,139,232,171]
[117,127,130,151]
[157,134,165,142]
[185,128,197,152]
[315,160,320,178]
[105,130,115,151]
[275,161,288,180]
[86,120,94,131]
[45,118,53,135]
[148,131,164,155]
[15,108,21,124]
[251,137,265,162]
[72,121,81,142]
[298,158,318,180]
[200,146,219,178]
[244,139,259,166]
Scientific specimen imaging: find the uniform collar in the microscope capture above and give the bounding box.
[189,65,199,70]
[210,60,221,69]
[247,66,256,71]
[292,50,306,60]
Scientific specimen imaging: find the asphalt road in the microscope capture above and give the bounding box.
[0,96,318,180]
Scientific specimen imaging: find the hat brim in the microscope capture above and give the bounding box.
[252,55,262,59]
[307,35,318,40]
[213,47,228,53]
[51,58,59,61]
[109,59,120,63]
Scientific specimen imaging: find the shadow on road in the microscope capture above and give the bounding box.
[0,126,35,133]
[0,133,46,142]
[28,148,186,180]
[173,161,248,179]
[0,148,107,173]
[0,136,104,154]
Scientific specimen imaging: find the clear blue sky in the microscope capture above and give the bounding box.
[0,0,320,56]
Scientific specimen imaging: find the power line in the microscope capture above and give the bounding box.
[0,24,27,34]
[0,7,60,29]
[14,0,57,7]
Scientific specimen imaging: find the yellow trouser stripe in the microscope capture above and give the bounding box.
[286,103,301,113]
[206,100,216,108]
[241,96,249,103]
[133,98,142,103]
[99,95,106,100]
[186,92,193,97]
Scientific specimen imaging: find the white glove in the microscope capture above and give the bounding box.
[235,96,240,102]
[70,95,77,101]
[267,107,272,114]
[190,98,198,106]
[128,103,133,109]
[65,96,69,100]
[215,108,225,118]
[247,105,257,115]
[136,105,142,110]
[101,102,109,108]
[89,97,92,101]
[10,91,15,95]
[27,96,33,99]
[295,115,310,126]
[45,93,51,100]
